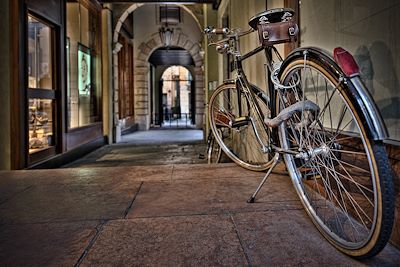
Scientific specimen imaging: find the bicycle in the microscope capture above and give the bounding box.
[205,8,395,259]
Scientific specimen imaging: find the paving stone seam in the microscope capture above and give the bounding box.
[125,207,305,221]
[229,214,253,267]
[74,220,108,267]
[0,219,103,226]
[132,176,288,183]
[123,182,144,219]
[0,185,34,206]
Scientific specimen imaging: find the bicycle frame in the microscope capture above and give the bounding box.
[224,31,286,154]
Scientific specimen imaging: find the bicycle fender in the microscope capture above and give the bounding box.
[280,46,388,141]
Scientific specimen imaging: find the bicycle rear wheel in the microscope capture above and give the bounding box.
[208,83,274,171]
[278,49,394,258]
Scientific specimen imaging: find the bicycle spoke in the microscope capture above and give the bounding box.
[328,151,374,205]
[209,84,273,171]
[314,157,373,229]
[335,158,371,175]
[310,156,360,238]
[330,149,366,156]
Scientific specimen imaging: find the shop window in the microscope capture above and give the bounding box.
[28,16,53,90]
[66,1,101,129]
[27,15,56,156]
[28,99,54,153]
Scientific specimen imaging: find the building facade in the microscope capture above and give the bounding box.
[0,0,399,248]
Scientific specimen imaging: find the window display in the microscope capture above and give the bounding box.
[28,15,53,90]
[27,14,56,156]
[28,99,54,153]
[66,1,101,129]
[78,44,91,96]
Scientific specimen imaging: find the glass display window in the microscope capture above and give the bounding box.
[27,13,57,159]
[66,1,102,129]
[28,15,53,90]
[28,99,54,154]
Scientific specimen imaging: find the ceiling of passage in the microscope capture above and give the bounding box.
[149,47,195,66]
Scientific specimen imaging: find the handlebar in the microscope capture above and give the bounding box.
[205,26,254,40]
[205,26,255,55]
[204,26,230,35]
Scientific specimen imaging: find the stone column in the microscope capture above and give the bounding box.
[101,5,114,143]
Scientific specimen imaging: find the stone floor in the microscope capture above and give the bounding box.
[1,130,399,266]
[1,162,399,266]
[64,129,207,168]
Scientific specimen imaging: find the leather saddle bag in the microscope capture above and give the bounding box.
[257,20,299,46]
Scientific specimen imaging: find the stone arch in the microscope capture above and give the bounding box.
[112,4,202,45]
[112,4,205,131]
[134,32,204,130]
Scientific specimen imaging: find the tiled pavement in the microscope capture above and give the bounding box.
[1,163,399,266]
[1,130,400,266]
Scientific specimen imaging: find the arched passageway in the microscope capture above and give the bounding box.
[112,4,205,137]
[152,65,194,128]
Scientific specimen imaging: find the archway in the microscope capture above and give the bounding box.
[153,65,194,128]
[112,4,205,133]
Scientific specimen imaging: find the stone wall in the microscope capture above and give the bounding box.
[113,4,205,130]
[135,32,204,129]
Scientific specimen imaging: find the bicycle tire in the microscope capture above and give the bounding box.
[208,83,275,171]
[206,130,222,164]
[277,49,394,258]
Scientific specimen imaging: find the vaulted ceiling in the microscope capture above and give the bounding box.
[149,48,195,66]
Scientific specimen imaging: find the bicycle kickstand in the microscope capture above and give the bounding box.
[247,153,280,203]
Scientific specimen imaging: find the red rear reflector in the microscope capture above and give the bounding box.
[333,47,360,77]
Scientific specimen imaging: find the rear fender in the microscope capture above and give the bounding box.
[280,47,388,140]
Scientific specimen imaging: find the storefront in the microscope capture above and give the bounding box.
[65,0,103,150]
[5,0,105,169]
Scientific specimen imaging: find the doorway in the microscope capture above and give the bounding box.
[158,66,194,128]
[149,47,197,129]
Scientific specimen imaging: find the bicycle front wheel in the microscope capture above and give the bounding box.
[209,83,274,171]
[206,130,222,164]
[278,49,394,258]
